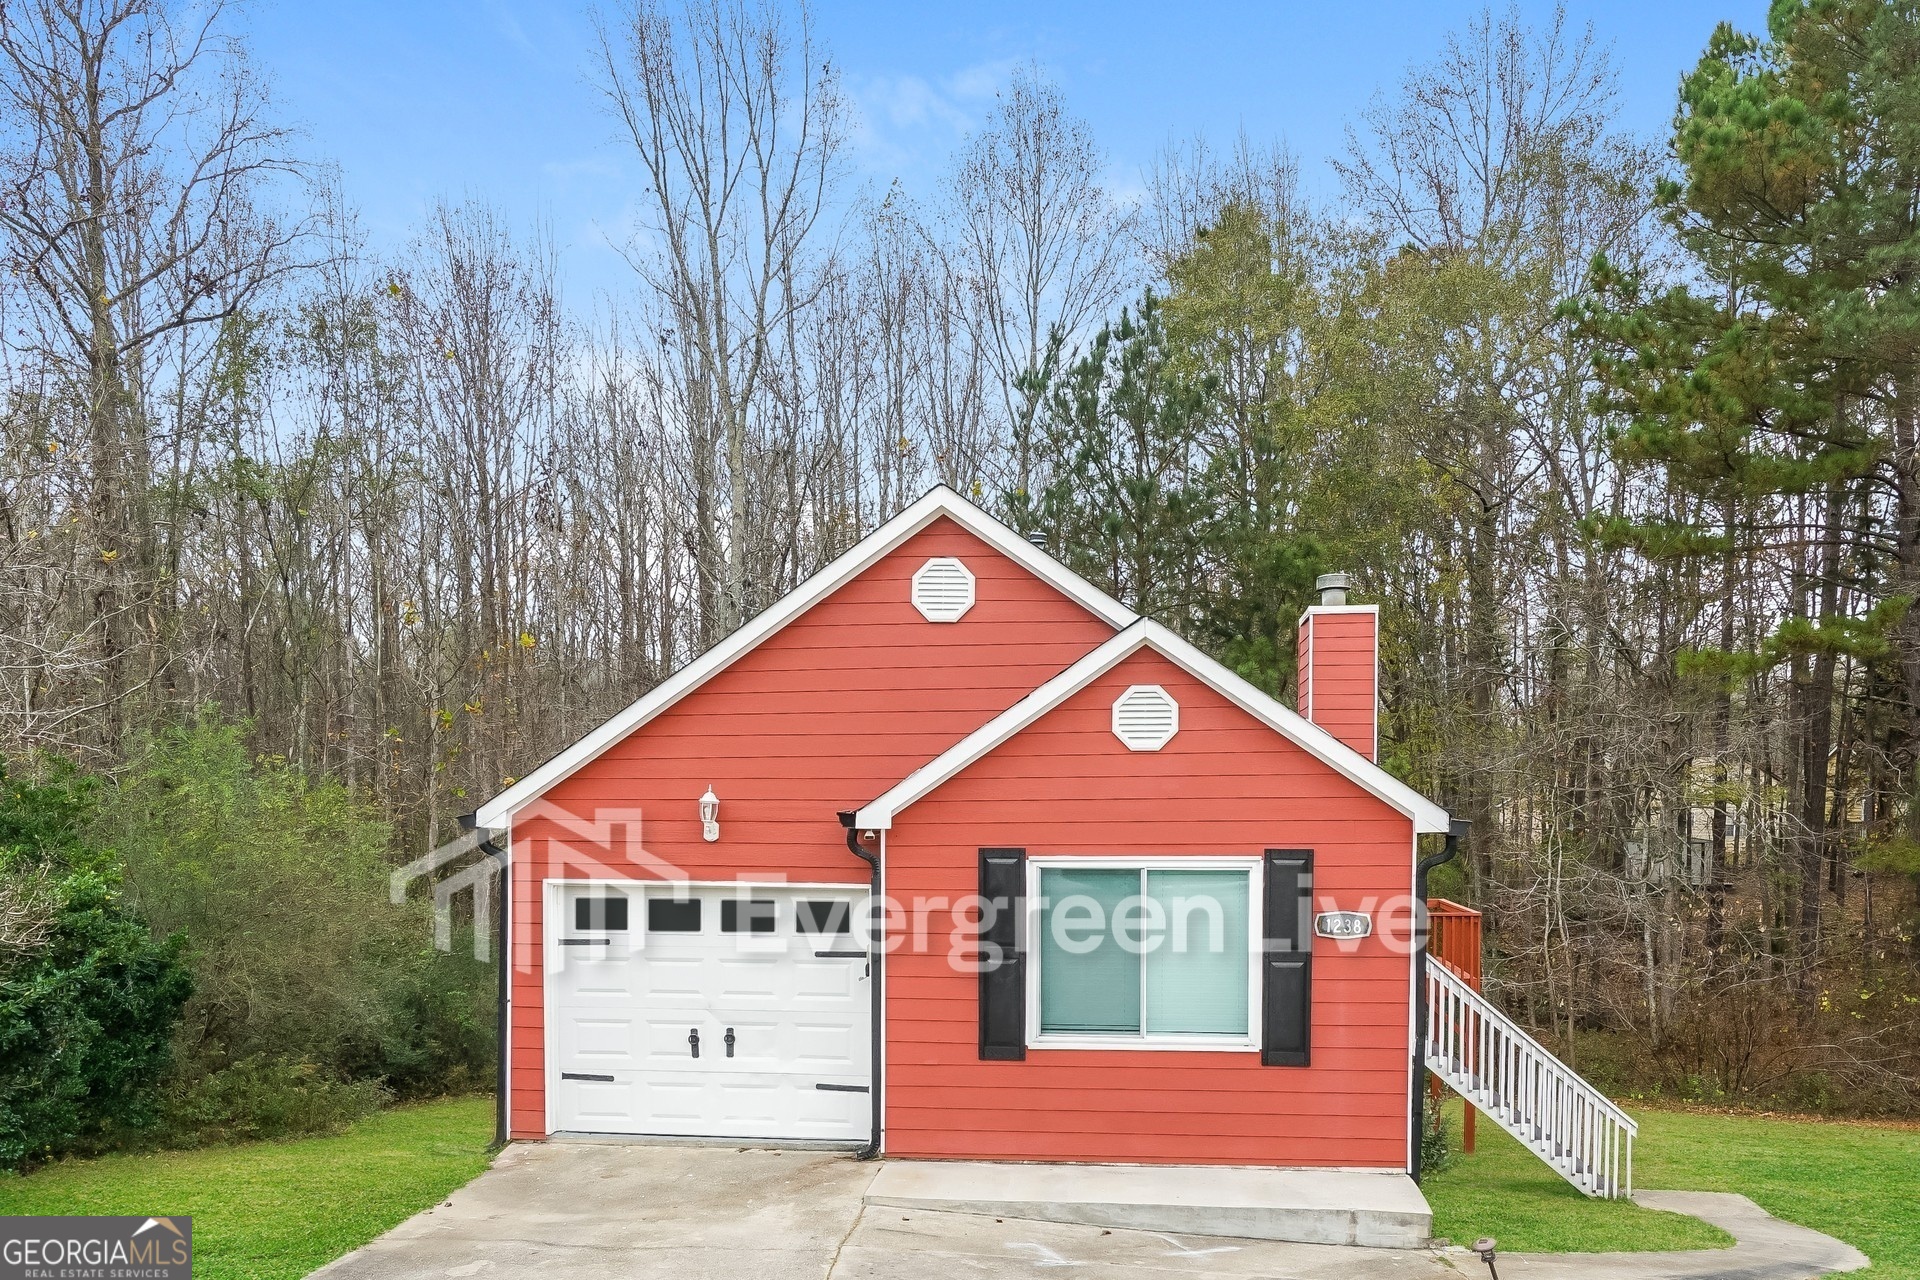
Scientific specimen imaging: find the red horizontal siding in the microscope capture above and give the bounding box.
[508,517,1116,1135]
[1298,610,1377,761]
[884,646,1414,1169]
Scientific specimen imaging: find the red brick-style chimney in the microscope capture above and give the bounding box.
[1296,572,1379,762]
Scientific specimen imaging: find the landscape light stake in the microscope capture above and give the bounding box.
[1474,1237,1500,1280]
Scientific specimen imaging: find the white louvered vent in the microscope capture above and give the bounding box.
[911,557,976,622]
[1112,685,1179,751]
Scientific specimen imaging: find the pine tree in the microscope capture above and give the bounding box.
[1572,0,1920,962]
[1021,292,1213,623]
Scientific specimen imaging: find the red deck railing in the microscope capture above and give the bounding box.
[1426,898,1482,1152]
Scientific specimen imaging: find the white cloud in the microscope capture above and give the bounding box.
[862,73,973,133]
[946,58,1018,103]
[847,57,1021,184]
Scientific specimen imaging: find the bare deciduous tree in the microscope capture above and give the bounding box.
[942,64,1132,502]
[594,0,845,638]
[1139,131,1306,275]
[0,0,306,742]
[1333,1,1613,261]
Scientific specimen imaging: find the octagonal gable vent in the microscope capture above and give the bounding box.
[911,557,975,622]
[1112,684,1179,750]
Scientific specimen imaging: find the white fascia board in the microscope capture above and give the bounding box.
[475,486,1135,827]
[855,618,1450,834]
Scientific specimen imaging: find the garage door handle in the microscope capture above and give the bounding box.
[561,1072,615,1082]
[560,938,611,946]
[688,1028,700,1058]
[815,1083,870,1093]
[724,1027,735,1057]
[814,950,867,958]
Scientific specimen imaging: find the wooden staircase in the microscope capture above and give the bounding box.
[1424,955,1636,1197]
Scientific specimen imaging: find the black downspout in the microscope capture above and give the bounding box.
[483,834,510,1151]
[460,811,512,1151]
[1411,817,1471,1184]
[838,810,883,1160]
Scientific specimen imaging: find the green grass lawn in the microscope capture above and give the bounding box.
[0,1097,495,1280]
[1426,1097,1920,1276]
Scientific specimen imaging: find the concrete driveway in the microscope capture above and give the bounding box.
[311,1142,1866,1280]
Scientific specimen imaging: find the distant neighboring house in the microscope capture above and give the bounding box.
[473,487,1579,1195]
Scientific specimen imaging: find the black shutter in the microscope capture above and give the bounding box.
[1262,849,1313,1066]
[978,848,1027,1060]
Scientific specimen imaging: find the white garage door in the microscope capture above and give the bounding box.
[548,883,871,1141]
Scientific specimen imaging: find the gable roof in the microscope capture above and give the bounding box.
[474,486,1136,828]
[854,619,1451,834]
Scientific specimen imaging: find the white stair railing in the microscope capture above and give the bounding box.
[1424,958,1636,1198]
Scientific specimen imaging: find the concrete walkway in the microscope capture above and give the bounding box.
[311,1144,1869,1280]
[1494,1190,1869,1279]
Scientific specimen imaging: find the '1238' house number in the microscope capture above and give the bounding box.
[1314,911,1372,939]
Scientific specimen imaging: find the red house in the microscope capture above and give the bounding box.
[474,486,1462,1233]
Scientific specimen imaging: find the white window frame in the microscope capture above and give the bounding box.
[1024,856,1262,1053]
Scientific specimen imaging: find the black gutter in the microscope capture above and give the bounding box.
[460,811,512,1151]
[1411,817,1471,1183]
[838,810,883,1161]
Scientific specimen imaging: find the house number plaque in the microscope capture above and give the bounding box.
[1313,911,1372,940]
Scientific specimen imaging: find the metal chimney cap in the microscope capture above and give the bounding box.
[1315,572,1353,606]
[1027,531,1047,548]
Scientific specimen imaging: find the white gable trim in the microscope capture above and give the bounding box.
[474,487,1135,827]
[854,619,1450,834]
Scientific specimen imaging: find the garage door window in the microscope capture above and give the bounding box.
[797,899,852,935]
[574,894,630,932]
[646,897,701,932]
[721,898,777,933]
[1032,862,1256,1049]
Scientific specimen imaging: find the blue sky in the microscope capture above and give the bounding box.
[241,0,1745,303]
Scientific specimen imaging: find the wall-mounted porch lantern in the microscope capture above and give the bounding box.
[699,787,720,842]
